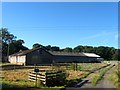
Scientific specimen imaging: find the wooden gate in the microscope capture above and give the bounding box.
[28,70,66,86]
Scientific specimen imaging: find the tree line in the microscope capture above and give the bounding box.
[0,28,119,62]
[1,28,28,62]
[32,43,119,60]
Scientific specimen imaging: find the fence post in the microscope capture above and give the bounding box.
[14,64,15,71]
[45,71,46,85]
[76,63,78,71]
[73,63,77,71]
[35,72,37,87]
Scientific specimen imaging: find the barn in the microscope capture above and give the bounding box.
[9,48,53,65]
[9,47,103,65]
[49,51,103,63]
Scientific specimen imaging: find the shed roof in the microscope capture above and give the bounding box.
[9,47,42,56]
[82,53,100,57]
[48,51,86,56]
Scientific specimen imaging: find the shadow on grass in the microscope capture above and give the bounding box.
[65,79,82,87]
[1,83,65,90]
[1,83,31,90]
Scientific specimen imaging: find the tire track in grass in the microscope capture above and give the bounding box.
[80,64,115,88]
[66,64,110,88]
[95,65,116,88]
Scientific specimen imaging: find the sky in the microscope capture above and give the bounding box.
[2,2,118,49]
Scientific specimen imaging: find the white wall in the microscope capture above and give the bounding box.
[9,55,26,65]
[9,56,16,64]
[18,56,26,63]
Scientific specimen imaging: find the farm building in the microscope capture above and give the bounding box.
[9,47,103,65]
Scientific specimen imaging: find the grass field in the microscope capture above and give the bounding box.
[0,62,119,89]
[107,63,120,88]
[78,63,107,71]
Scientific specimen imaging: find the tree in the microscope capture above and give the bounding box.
[112,49,120,60]
[72,45,117,60]
[94,46,114,60]
[1,28,17,61]
[32,43,42,49]
[45,45,52,50]
[73,45,84,52]
[1,28,16,44]
[64,47,72,52]
[10,39,28,53]
[83,46,94,53]
[1,28,28,62]
[51,46,60,51]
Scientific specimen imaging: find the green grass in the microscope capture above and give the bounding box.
[78,63,107,71]
[65,63,108,71]
[107,65,120,88]
[2,79,35,88]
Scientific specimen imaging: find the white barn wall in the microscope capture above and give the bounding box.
[17,55,26,65]
[9,56,16,64]
[9,55,26,65]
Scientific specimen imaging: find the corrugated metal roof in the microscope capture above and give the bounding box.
[82,53,100,57]
[48,51,86,56]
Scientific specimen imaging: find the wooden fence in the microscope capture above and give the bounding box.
[28,70,46,85]
[28,70,66,86]
[52,63,80,71]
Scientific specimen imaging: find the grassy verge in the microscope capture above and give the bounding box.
[1,79,35,88]
[107,64,120,89]
[91,65,113,86]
